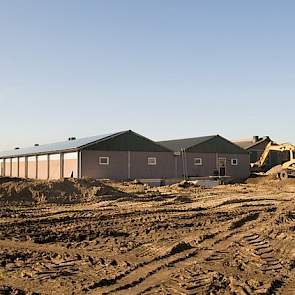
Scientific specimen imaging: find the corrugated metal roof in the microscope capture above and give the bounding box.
[158,135,216,152]
[0,131,127,158]
[158,135,248,154]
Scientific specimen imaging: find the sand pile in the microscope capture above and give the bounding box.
[0,177,126,204]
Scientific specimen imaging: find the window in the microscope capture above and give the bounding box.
[148,157,157,165]
[194,158,202,166]
[231,158,238,166]
[99,157,109,165]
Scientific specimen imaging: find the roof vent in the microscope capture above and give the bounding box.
[14,147,20,150]
[34,144,39,146]
[68,137,76,141]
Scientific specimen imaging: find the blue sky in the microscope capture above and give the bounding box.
[0,0,294,151]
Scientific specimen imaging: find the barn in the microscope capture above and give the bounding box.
[158,135,250,180]
[0,130,175,180]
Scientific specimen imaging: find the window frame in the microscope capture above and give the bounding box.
[231,158,238,166]
[99,156,110,165]
[194,158,203,166]
[147,157,157,166]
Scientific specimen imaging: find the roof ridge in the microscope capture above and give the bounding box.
[158,134,217,143]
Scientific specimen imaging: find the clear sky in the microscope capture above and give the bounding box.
[1,0,295,151]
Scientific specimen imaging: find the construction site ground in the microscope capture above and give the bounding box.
[0,176,294,294]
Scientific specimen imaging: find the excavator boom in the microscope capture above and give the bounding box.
[255,142,295,168]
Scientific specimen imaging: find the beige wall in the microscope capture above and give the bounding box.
[63,152,78,178]
[19,157,26,178]
[37,155,48,180]
[49,154,60,179]
[11,158,18,177]
[5,159,11,176]
[28,156,37,179]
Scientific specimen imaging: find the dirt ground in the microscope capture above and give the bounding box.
[0,177,294,294]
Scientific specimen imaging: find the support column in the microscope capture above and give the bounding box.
[10,158,12,177]
[78,151,82,178]
[25,157,28,178]
[60,153,64,178]
[47,154,50,180]
[35,155,38,179]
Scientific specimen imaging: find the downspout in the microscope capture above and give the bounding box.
[175,155,177,178]
[216,153,219,176]
[127,151,131,179]
[181,148,185,179]
[184,150,188,179]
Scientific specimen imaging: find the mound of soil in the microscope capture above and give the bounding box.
[0,177,126,205]
[266,165,283,175]
[245,174,275,184]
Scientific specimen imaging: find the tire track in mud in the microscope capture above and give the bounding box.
[126,206,289,295]
[1,183,295,295]
[243,233,283,273]
[86,210,262,294]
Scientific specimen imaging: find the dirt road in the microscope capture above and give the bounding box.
[0,178,294,294]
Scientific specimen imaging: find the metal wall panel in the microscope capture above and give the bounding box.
[27,156,37,179]
[174,152,250,180]
[5,159,11,176]
[81,150,175,180]
[19,157,26,178]
[63,152,78,178]
[11,158,18,177]
[49,154,60,179]
[37,155,48,180]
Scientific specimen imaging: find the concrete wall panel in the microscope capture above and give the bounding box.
[37,155,48,180]
[19,157,26,178]
[28,156,37,179]
[63,152,78,178]
[49,154,60,179]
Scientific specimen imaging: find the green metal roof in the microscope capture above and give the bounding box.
[158,135,216,152]
[158,135,248,154]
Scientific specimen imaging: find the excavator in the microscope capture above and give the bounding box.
[251,142,295,179]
